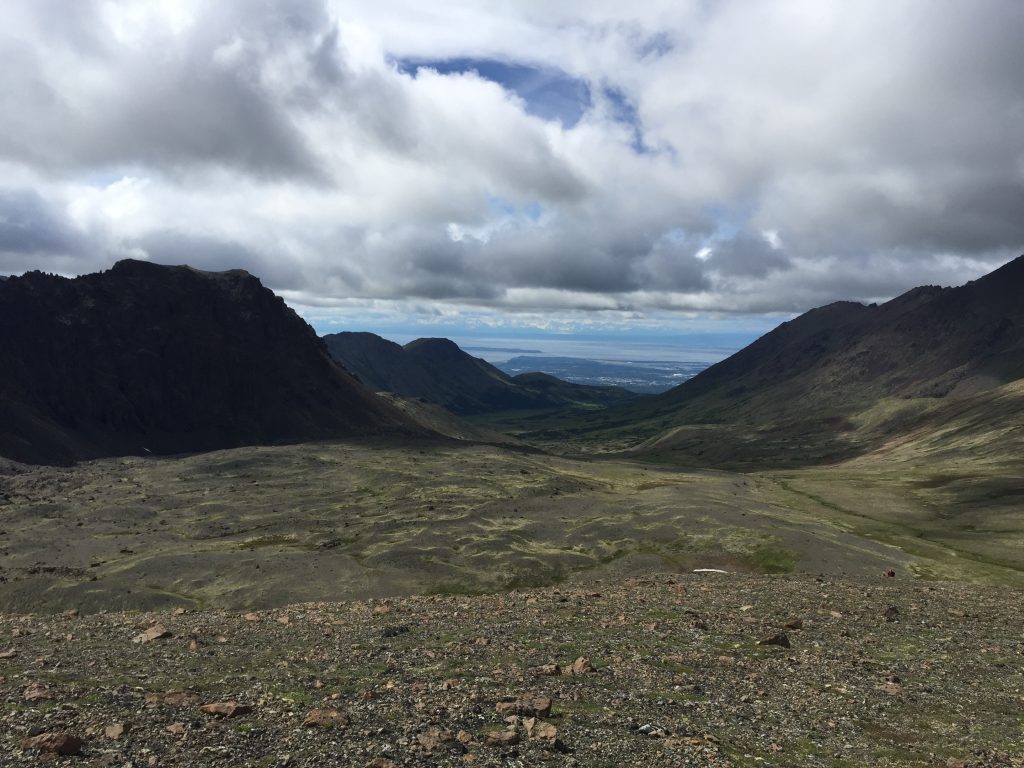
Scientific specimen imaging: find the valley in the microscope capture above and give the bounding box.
[2,433,1021,617]
[2,259,1023,766]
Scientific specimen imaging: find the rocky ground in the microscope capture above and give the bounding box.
[2,573,1022,767]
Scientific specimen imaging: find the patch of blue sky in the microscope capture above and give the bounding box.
[486,195,544,222]
[396,56,659,157]
[635,31,675,59]
[397,56,591,127]
[80,166,143,188]
[601,85,650,154]
[702,198,759,241]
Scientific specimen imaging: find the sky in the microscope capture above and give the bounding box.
[1,0,1022,342]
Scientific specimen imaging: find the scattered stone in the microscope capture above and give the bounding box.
[784,617,804,630]
[133,623,170,644]
[104,722,129,740]
[23,682,53,701]
[276,615,290,625]
[149,691,201,707]
[381,624,410,638]
[569,656,593,675]
[0,571,1016,765]
[639,723,668,738]
[484,730,520,747]
[524,717,558,744]
[64,608,79,618]
[199,701,251,718]
[301,708,349,728]
[496,695,553,718]
[19,732,84,755]
[474,636,490,646]
[244,612,259,622]
[172,607,186,616]
[758,632,791,648]
[0,648,18,659]
[417,727,456,752]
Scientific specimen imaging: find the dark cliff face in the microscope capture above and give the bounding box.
[0,260,421,464]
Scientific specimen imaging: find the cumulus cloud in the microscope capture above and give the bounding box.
[0,0,1022,330]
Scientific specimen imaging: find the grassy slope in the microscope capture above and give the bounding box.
[4,424,1024,615]
[756,378,1024,580]
[513,256,1024,468]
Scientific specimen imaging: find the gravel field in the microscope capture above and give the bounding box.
[2,573,1022,767]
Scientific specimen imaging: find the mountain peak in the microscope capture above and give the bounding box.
[0,264,419,464]
[403,337,463,355]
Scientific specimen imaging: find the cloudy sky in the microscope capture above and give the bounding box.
[1,0,1022,342]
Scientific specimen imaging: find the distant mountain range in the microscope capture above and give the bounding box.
[5,254,1022,469]
[0,260,421,464]
[323,332,638,415]
[497,355,708,393]
[589,254,1024,467]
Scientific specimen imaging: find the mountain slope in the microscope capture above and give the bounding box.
[0,260,421,464]
[323,332,637,416]
[597,255,1024,466]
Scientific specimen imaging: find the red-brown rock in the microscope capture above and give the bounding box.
[20,732,83,755]
[302,708,349,728]
[199,701,251,717]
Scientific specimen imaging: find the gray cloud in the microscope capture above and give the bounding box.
[0,189,82,257]
[706,232,789,279]
[0,0,326,179]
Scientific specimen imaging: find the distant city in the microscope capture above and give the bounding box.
[493,354,711,393]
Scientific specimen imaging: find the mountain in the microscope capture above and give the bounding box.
[323,332,638,416]
[590,255,1024,467]
[0,260,422,465]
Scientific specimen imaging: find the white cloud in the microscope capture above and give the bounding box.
[0,0,1021,332]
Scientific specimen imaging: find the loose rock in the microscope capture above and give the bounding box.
[104,722,129,740]
[758,633,791,648]
[569,656,593,675]
[19,732,83,755]
[301,708,349,728]
[133,624,170,644]
[199,701,251,718]
[484,730,520,747]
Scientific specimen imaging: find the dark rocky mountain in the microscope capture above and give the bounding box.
[323,332,637,416]
[0,260,422,465]
[587,255,1024,467]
